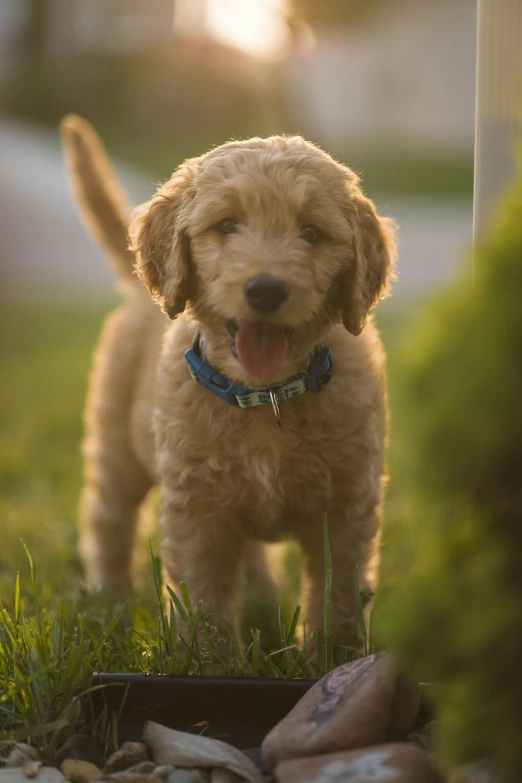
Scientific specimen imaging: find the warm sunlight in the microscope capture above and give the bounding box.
[206,0,290,60]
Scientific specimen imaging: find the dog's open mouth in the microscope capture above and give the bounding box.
[226,320,291,378]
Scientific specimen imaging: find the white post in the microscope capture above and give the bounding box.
[473,0,522,242]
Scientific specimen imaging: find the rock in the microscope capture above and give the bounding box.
[0,770,66,783]
[190,772,210,783]
[5,745,40,768]
[167,773,199,783]
[151,768,175,781]
[261,654,420,771]
[274,744,446,783]
[240,752,266,776]
[210,771,243,783]
[409,722,437,752]
[61,760,103,783]
[142,722,262,783]
[23,762,43,779]
[388,670,422,741]
[54,736,103,768]
[167,770,213,783]
[104,745,150,774]
[102,776,161,783]
[123,765,158,777]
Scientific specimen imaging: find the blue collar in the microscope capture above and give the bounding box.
[184,334,333,426]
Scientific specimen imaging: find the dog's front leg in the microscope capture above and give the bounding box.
[300,501,381,662]
[159,494,245,643]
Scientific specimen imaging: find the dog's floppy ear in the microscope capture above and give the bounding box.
[342,193,397,336]
[129,161,197,319]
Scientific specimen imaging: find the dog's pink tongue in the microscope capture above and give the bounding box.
[235,322,288,378]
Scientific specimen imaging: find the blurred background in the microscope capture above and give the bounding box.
[0,0,477,591]
[0,0,475,302]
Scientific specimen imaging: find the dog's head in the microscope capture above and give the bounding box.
[129,136,397,381]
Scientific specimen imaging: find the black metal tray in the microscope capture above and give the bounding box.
[91,673,316,749]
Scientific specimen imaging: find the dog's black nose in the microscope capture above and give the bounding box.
[244,276,289,314]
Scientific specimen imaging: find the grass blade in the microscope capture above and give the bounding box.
[354,565,368,656]
[0,717,69,746]
[166,585,189,625]
[323,515,333,674]
[14,572,20,624]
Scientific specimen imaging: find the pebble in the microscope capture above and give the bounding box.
[210,771,243,783]
[123,765,159,776]
[241,751,266,776]
[23,762,42,779]
[274,743,446,783]
[54,736,102,768]
[408,722,437,752]
[5,744,40,768]
[261,654,420,771]
[102,776,162,783]
[0,770,66,783]
[142,722,261,783]
[61,760,103,783]
[104,745,150,775]
[389,670,423,741]
[167,772,199,783]
[189,771,210,783]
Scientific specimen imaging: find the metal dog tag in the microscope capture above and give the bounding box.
[269,390,283,428]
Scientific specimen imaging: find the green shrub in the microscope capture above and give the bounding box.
[376,170,522,780]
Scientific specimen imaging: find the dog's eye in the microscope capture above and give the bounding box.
[300,224,323,244]
[216,218,239,235]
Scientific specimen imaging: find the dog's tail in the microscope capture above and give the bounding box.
[60,114,136,284]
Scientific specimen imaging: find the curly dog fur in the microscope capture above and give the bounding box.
[60,115,397,650]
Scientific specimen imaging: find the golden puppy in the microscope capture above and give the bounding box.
[61,116,396,652]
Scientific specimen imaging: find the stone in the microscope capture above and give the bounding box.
[104,745,150,775]
[54,736,103,768]
[5,745,40,768]
[61,760,103,783]
[274,744,446,783]
[408,722,437,752]
[261,654,420,771]
[142,722,262,783]
[210,771,243,783]
[240,752,266,776]
[0,770,66,783]
[151,768,175,781]
[190,772,210,783]
[103,776,161,783]
[23,762,43,779]
[167,772,199,783]
[388,671,422,742]
[124,765,158,777]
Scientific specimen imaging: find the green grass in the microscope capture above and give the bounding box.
[0,298,409,599]
[0,303,114,598]
[0,299,413,755]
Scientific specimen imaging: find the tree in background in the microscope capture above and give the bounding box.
[376,158,522,780]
